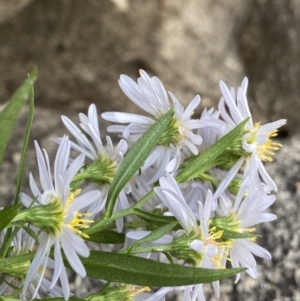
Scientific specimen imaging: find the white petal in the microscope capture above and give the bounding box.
[102,112,153,124]
[182,95,201,121]
[151,76,169,111]
[181,138,198,155]
[20,192,34,208]
[62,116,95,152]
[119,74,157,115]
[218,97,236,128]
[54,138,70,192]
[257,159,277,192]
[87,104,100,136]
[155,187,197,232]
[61,231,87,277]
[62,227,90,257]
[63,154,85,187]
[258,119,287,134]
[241,213,277,228]
[241,77,248,93]
[146,148,171,184]
[115,139,128,156]
[189,240,204,253]
[23,233,52,298]
[29,173,41,201]
[59,264,70,300]
[242,240,271,260]
[143,287,174,301]
[34,141,53,192]
[50,239,63,288]
[219,80,244,124]
[67,190,101,213]
[213,157,243,202]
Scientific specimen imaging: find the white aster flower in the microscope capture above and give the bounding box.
[216,176,277,282]
[102,70,203,182]
[54,104,129,231]
[58,104,127,165]
[19,137,101,300]
[0,228,65,299]
[218,78,286,191]
[154,174,225,300]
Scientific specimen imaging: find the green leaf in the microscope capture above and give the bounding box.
[0,204,22,231]
[127,221,178,252]
[176,118,249,183]
[81,250,245,286]
[105,109,174,217]
[13,84,35,205]
[0,227,18,258]
[87,230,125,244]
[133,208,177,226]
[0,68,37,166]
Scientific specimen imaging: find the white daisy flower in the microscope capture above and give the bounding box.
[218,78,286,191]
[59,104,127,166]
[215,175,277,282]
[102,70,204,182]
[154,174,225,300]
[0,227,65,299]
[19,137,101,300]
[53,104,129,232]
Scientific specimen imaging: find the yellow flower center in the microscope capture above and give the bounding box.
[247,122,282,162]
[205,226,232,268]
[64,189,94,239]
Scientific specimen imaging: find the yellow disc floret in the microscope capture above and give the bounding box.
[246,122,282,162]
[64,189,94,239]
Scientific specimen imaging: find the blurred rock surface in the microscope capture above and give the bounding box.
[0,0,297,135]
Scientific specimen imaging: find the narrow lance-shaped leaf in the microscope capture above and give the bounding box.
[13,85,35,205]
[0,68,37,166]
[0,204,22,231]
[105,109,174,217]
[87,230,125,244]
[80,250,245,287]
[0,226,20,258]
[176,118,249,183]
[133,208,177,226]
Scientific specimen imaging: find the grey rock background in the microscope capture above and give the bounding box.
[0,0,299,300]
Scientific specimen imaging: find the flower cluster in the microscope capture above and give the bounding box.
[0,70,285,301]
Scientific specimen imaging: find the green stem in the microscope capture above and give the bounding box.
[127,244,173,255]
[132,190,156,209]
[84,189,156,235]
